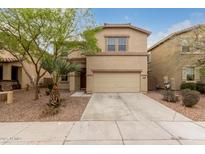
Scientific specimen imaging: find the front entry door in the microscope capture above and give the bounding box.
[11,66,19,81]
[80,68,86,90]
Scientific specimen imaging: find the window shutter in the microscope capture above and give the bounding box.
[195,67,200,81]
[182,67,187,81]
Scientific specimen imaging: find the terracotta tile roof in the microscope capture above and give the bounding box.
[148,24,205,51]
[0,50,18,62]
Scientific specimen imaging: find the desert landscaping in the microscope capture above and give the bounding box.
[0,89,90,122]
[146,90,205,121]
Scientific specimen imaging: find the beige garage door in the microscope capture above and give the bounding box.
[93,73,140,92]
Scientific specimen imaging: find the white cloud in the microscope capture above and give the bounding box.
[148,20,193,47]
[167,20,192,33]
[124,15,130,22]
[148,12,205,47]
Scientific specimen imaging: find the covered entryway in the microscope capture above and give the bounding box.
[80,68,86,90]
[93,72,140,92]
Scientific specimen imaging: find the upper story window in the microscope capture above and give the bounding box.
[181,39,190,53]
[118,38,127,51]
[107,37,116,51]
[107,37,127,52]
[182,45,190,53]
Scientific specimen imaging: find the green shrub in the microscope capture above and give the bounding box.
[47,83,54,91]
[180,82,196,90]
[45,83,54,95]
[181,89,200,107]
[180,82,205,94]
[196,82,205,94]
[162,90,178,103]
[181,88,191,96]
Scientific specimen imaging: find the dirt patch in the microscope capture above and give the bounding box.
[0,89,90,122]
[146,91,205,121]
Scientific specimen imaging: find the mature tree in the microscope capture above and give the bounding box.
[41,55,79,106]
[0,8,99,100]
[41,27,101,106]
[178,25,205,75]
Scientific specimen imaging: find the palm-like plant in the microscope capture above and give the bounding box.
[41,55,80,106]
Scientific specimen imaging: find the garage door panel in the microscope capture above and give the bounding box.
[93,73,140,92]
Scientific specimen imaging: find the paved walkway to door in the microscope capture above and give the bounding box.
[1,93,205,145]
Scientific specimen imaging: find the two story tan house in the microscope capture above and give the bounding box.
[69,23,151,93]
[148,24,205,90]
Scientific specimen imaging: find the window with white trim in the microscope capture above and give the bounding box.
[118,37,127,52]
[107,37,127,52]
[186,67,195,81]
[107,37,116,51]
[181,39,190,53]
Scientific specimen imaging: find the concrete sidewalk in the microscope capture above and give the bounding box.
[1,121,205,145]
[1,93,205,145]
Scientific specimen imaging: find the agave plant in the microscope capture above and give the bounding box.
[41,55,80,107]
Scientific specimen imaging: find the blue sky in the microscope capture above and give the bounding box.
[92,8,205,47]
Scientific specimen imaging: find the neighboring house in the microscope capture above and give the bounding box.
[148,24,205,91]
[0,50,49,90]
[68,23,151,93]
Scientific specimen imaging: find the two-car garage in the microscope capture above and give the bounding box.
[93,72,141,93]
[86,55,147,93]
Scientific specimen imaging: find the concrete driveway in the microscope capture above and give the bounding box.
[81,93,191,121]
[1,93,205,145]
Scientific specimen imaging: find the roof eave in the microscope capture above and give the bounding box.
[98,24,151,36]
[148,24,205,52]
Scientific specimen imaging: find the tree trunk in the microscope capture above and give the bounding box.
[34,86,39,100]
[49,84,60,107]
[34,77,40,100]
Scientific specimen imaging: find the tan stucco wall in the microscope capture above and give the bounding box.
[96,27,147,53]
[67,50,85,60]
[69,72,80,92]
[86,55,148,93]
[58,81,69,90]
[148,29,205,90]
[2,63,12,80]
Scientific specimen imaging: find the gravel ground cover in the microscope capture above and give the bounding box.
[146,91,205,121]
[0,89,90,122]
